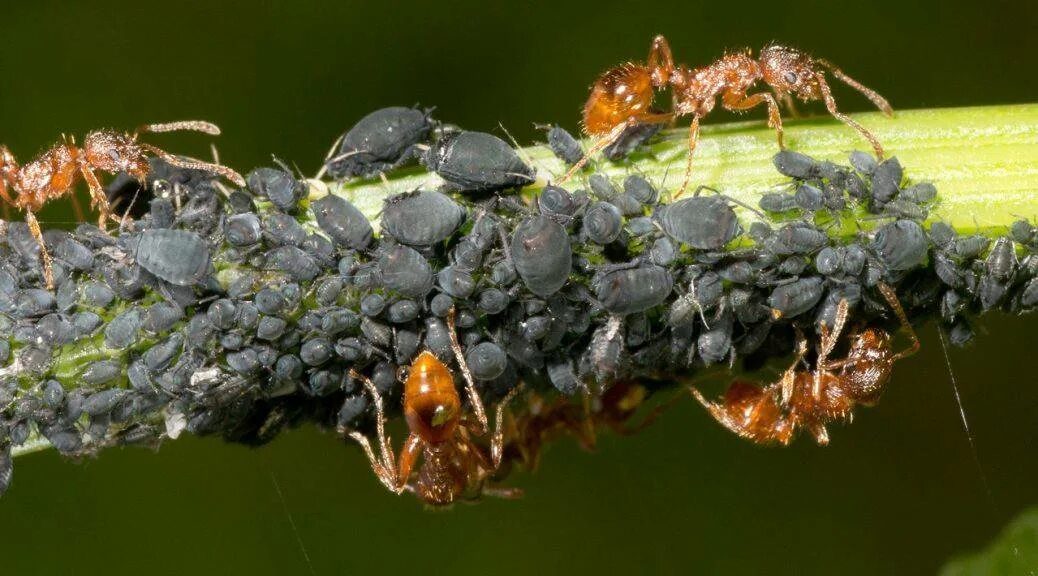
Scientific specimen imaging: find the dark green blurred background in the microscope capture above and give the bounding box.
[1,1,1037,574]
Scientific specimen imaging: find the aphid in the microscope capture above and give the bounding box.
[542,124,584,165]
[264,246,320,282]
[81,361,123,386]
[870,156,903,206]
[345,308,520,506]
[794,183,824,211]
[871,219,928,273]
[380,244,434,299]
[764,222,828,256]
[657,195,740,250]
[136,229,211,286]
[247,167,306,212]
[623,175,658,205]
[104,308,142,349]
[437,266,476,299]
[537,185,580,219]
[697,310,734,365]
[311,194,372,249]
[466,342,508,381]
[758,192,797,213]
[768,276,824,319]
[583,201,623,244]
[0,121,242,288]
[693,283,918,445]
[143,333,183,371]
[381,190,465,247]
[594,264,673,315]
[263,213,306,246]
[563,36,891,193]
[477,288,509,314]
[601,122,662,161]
[325,107,434,178]
[423,131,536,193]
[511,216,572,297]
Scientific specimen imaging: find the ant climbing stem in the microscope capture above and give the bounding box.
[562,35,892,197]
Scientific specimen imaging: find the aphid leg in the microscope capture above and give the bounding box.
[138,143,246,187]
[814,298,849,399]
[446,306,488,435]
[673,115,701,199]
[346,369,400,492]
[815,75,885,159]
[816,60,893,117]
[24,210,54,290]
[491,383,525,468]
[136,120,222,136]
[78,164,116,229]
[877,282,920,360]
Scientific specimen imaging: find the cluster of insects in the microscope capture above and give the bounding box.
[560,35,892,194]
[0,121,244,289]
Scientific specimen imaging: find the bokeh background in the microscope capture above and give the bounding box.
[1,1,1037,574]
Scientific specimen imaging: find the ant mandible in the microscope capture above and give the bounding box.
[0,121,245,289]
[561,36,892,195]
[343,307,523,506]
[691,283,918,445]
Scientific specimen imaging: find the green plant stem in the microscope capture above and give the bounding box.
[13,104,1038,460]
[322,104,1038,236]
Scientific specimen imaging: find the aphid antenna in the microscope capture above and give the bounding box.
[314,132,346,179]
[692,185,769,220]
[497,122,543,178]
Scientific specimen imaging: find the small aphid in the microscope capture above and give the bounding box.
[694,283,918,445]
[311,194,372,250]
[871,219,928,273]
[657,195,740,250]
[594,264,674,315]
[136,229,211,286]
[247,167,306,212]
[380,244,434,299]
[582,201,623,245]
[381,190,465,247]
[424,131,535,193]
[541,124,584,165]
[511,216,572,297]
[345,308,521,506]
[0,121,242,288]
[562,36,891,194]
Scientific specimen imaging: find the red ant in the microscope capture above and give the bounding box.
[561,36,892,195]
[691,283,918,445]
[343,308,523,506]
[0,121,245,289]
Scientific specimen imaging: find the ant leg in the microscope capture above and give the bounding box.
[777,91,801,118]
[491,383,525,468]
[446,306,488,435]
[346,369,400,491]
[673,115,701,199]
[722,90,784,148]
[138,143,246,187]
[79,165,116,229]
[0,147,20,220]
[558,112,675,185]
[816,60,893,116]
[814,299,849,399]
[815,75,885,159]
[136,120,221,136]
[781,331,809,405]
[395,433,422,493]
[24,210,54,290]
[877,282,920,361]
[481,486,524,500]
[647,35,675,86]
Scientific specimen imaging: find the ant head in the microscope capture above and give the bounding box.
[582,63,656,136]
[848,327,892,360]
[83,130,149,180]
[759,45,821,99]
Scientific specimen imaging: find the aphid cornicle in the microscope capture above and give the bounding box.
[344,308,522,506]
[0,121,243,289]
[562,35,891,194]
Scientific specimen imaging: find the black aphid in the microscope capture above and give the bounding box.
[226,213,262,246]
[773,150,821,179]
[544,125,584,165]
[247,168,306,212]
[265,246,320,282]
[759,192,797,213]
[381,190,465,246]
[311,194,372,249]
[263,213,307,247]
[595,265,673,315]
[538,185,580,219]
[326,107,434,178]
[871,220,928,272]
[424,131,535,193]
[583,201,623,245]
[380,244,433,299]
[511,216,572,297]
[768,277,825,318]
[602,122,661,161]
[658,196,740,250]
[104,309,142,349]
[136,229,210,286]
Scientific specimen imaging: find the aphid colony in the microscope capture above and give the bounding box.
[0,105,1033,505]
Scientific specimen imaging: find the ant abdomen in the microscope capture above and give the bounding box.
[582,63,655,135]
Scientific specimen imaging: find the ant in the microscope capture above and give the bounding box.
[0,121,245,289]
[691,283,918,445]
[561,35,892,195]
[343,307,523,506]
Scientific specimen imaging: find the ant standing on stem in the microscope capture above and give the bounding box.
[691,283,919,445]
[343,307,523,506]
[0,121,245,289]
[562,36,892,195]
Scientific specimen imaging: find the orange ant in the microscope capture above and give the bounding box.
[343,308,523,506]
[0,121,245,289]
[691,283,918,445]
[561,36,892,195]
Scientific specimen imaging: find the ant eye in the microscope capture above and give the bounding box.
[107,149,123,163]
[783,72,798,84]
